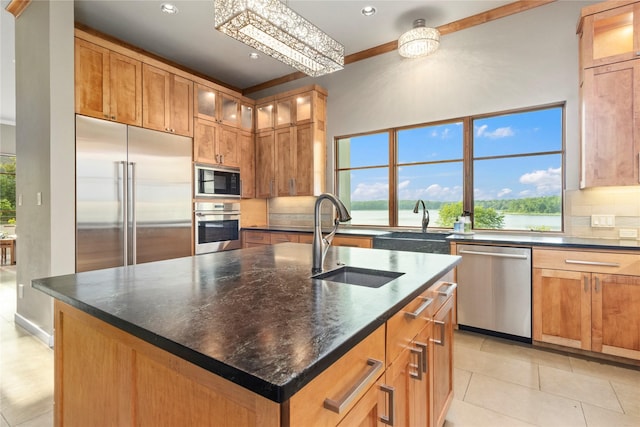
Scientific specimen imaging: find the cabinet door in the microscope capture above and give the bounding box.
[581,3,640,69]
[256,102,274,131]
[142,64,170,132]
[294,92,313,124]
[385,346,414,427]
[75,38,110,120]
[275,127,294,196]
[431,296,453,427]
[275,98,294,128]
[239,131,255,198]
[195,84,218,122]
[414,323,432,427]
[108,52,142,126]
[293,122,314,196]
[532,268,591,350]
[592,274,640,360]
[336,378,389,427]
[169,74,193,137]
[240,103,254,131]
[582,60,640,187]
[218,125,241,167]
[255,131,275,198]
[220,93,240,128]
[332,236,372,248]
[194,119,219,164]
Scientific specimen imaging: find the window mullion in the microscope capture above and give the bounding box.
[389,130,397,227]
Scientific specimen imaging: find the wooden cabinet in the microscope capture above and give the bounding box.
[195,83,254,131]
[581,60,640,187]
[142,64,193,137]
[255,87,327,198]
[578,1,640,187]
[332,235,372,248]
[430,295,454,427]
[242,230,299,248]
[240,131,256,198]
[533,248,640,361]
[75,38,142,126]
[194,118,241,168]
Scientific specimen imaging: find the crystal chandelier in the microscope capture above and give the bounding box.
[398,19,440,59]
[214,0,344,77]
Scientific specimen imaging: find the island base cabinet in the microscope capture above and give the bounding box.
[53,301,280,427]
[430,295,454,427]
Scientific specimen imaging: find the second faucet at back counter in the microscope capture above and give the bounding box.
[413,200,430,233]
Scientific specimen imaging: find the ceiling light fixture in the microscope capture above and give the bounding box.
[398,19,440,58]
[213,0,344,77]
[160,3,179,14]
[361,6,376,17]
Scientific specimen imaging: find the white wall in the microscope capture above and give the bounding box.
[252,1,595,193]
[14,0,74,342]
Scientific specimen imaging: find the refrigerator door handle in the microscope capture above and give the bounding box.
[121,161,128,266]
[129,162,137,265]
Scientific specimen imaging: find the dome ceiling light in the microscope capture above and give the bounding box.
[398,19,440,58]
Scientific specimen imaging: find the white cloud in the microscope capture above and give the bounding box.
[398,184,462,201]
[477,125,514,139]
[352,182,389,201]
[497,188,512,197]
[398,180,410,190]
[519,167,562,195]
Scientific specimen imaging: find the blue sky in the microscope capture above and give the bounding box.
[338,107,563,202]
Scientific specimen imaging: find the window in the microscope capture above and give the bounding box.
[0,155,16,225]
[335,104,564,232]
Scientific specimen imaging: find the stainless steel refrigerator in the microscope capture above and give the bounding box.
[76,115,192,272]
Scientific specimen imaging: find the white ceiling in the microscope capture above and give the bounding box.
[1,1,519,124]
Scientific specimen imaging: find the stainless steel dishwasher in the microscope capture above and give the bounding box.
[456,244,532,341]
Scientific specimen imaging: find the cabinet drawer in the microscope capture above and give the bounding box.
[270,233,299,244]
[386,290,433,367]
[242,231,270,244]
[332,236,372,248]
[297,233,313,244]
[286,325,385,427]
[533,249,640,276]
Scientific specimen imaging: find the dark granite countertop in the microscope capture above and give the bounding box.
[447,233,640,251]
[33,243,460,403]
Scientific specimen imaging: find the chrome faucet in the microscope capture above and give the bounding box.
[413,200,430,233]
[312,193,352,273]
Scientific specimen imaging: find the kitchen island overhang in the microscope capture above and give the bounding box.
[33,243,460,403]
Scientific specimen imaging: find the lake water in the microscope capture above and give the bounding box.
[350,209,561,231]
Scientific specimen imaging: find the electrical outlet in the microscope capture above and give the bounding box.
[619,229,639,239]
[591,214,615,228]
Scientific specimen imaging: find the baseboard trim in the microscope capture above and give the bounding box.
[14,312,54,347]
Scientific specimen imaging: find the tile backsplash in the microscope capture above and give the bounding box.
[269,196,334,228]
[564,187,640,239]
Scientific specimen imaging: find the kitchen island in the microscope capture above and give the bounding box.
[34,243,460,426]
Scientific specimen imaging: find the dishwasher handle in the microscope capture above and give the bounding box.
[458,249,528,260]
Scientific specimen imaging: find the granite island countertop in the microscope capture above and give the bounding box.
[33,243,460,403]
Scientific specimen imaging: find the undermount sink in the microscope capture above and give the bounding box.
[372,231,452,254]
[312,266,404,288]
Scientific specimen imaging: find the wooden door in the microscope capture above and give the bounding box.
[108,52,142,126]
[239,131,255,198]
[255,131,275,198]
[217,125,241,167]
[385,346,413,427]
[414,323,432,427]
[592,273,640,360]
[142,64,170,133]
[294,123,314,196]
[336,378,388,427]
[194,119,218,165]
[533,268,591,350]
[431,296,454,427]
[275,127,294,196]
[169,74,193,137]
[582,60,640,187]
[75,38,110,120]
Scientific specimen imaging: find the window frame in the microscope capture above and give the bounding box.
[334,102,566,232]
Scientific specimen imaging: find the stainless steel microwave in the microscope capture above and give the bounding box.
[194,165,241,198]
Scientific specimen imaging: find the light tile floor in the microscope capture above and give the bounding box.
[1,264,639,426]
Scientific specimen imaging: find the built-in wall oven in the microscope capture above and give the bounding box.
[194,201,241,254]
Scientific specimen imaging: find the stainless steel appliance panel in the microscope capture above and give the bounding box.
[76,115,128,272]
[194,201,241,254]
[128,126,192,264]
[456,244,532,339]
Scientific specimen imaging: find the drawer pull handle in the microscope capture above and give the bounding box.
[565,260,620,268]
[431,320,446,346]
[409,347,423,380]
[437,282,457,297]
[380,384,395,426]
[459,249,528,259]
[323,358,383,414]
[415,341,428,373]
[584,276,589,293]
[404,297,433,319]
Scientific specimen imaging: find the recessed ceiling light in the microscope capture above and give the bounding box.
[248,52,260,59]
[161,3,179,14]
[361,6,376,17]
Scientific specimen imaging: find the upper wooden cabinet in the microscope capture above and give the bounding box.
[75,38,142,126]
[258,90,319,131]
[194,118,241,168]
[580,2,640,69]
[142,64,193,137]
[195,84,254,131]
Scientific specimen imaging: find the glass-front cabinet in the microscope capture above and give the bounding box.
[256,102,274,131]
[580,2,640,69]
[195,83,253,130]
